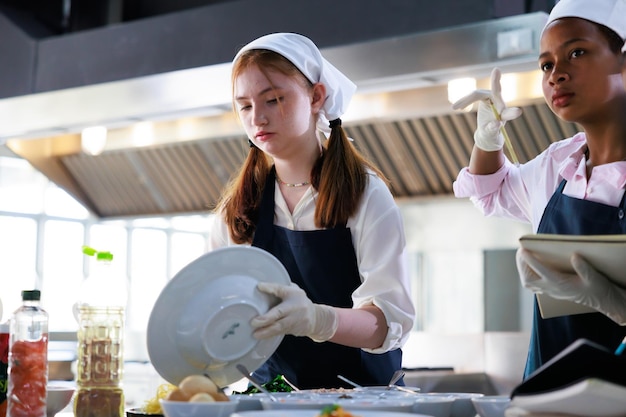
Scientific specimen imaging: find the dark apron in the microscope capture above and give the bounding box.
[251,167,403,389]
[524,179,626,378]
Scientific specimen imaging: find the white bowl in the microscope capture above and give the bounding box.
[46,385,75,417]
[354,386,421,398]
[422,392,484,417]
[471,395,511,417]
[411,395,455,417]
[260,396,335,410]
[337,398,415,412]
[160,399,239,417]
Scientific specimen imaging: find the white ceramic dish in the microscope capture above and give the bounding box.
[336,398,415,412]
[354,386,420,396]
[471,395,511,417]
[147,246,290,387]
[232,410,432,417]
[46,384,76,417]
[160,398,239,417]
[411,395,455,417]
[421,392,484,417]
[260,397,337,411]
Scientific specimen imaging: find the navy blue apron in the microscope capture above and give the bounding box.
[251,167,403,389]
[524,179,626,378]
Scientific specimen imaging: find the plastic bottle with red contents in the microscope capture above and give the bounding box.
[6,290,48,417]
[1,321,9,417]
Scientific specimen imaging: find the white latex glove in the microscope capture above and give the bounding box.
[251,282,339,342]
[452,68,522,151]
[516,248,626,325]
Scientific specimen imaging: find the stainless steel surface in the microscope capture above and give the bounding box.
[388,370,405,387]
[0,13,547,140]
[236,364,278,402]
[2,12,584,219]
[5,99,581,218]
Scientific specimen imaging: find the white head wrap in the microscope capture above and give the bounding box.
[543,0,626,51]
[233,32,357,133]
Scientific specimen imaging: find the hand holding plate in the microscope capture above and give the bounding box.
[251,282,338,342]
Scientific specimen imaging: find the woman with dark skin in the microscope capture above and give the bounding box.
[453,0,626,378]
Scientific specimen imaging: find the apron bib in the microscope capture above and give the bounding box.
[252,167,402,389]
[524,179,626,378]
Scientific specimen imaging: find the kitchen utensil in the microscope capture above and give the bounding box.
[236,364,278,402]
[337,374,362,388]
[387,370,405,388]
[281,375,300,392]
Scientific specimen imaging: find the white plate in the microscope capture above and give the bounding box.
[147,246,290,387]
[232,410,432,417]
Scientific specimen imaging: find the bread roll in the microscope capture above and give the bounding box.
[211,391,230,402]
[189,392,216,403]
[179,374,219,397]
[165,388,191,402]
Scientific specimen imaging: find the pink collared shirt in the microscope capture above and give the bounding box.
[453,132,626,232]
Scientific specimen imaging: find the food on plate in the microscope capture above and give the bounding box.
[188,392,215,402]
[171,375,230,402]
[143,383,177,414]
[179,374,219,397]
[164,388,190,402]
[231,374,294,394]
[142,374,230,414]
[318,405,360,417]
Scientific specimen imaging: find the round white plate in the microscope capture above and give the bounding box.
[232,410,432,417]
[147,246,290,387]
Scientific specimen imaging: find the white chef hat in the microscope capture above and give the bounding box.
[543,0,626,51]
[233,32,357,132]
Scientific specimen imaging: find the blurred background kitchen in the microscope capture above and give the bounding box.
[0,0,581,408]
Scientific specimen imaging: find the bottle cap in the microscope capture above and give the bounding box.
[82,245,114,262]
[96,251,113,262]
[22,290,41,301]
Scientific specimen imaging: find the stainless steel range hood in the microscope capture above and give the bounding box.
[0,12,547,142]
[3,12,580,219]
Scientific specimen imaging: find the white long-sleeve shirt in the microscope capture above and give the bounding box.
[208,172,416,353]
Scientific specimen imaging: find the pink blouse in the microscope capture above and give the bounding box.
[453,132,626,232]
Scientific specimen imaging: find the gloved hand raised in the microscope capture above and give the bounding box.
[251,282,339,342]
[452,68,522,152]
[516,248,626,325]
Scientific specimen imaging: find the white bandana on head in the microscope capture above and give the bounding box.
[543,0,626,52]
[233,32,357,134]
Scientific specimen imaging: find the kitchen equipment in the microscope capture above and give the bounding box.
[387,369,405,387]
[337,375,361,388]
[236,364,278,402]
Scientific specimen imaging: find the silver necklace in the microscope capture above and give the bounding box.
[276,174,310,187]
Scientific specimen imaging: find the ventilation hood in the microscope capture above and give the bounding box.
[2,11,580,219]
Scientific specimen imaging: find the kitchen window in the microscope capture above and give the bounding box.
[0,156,211,337]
